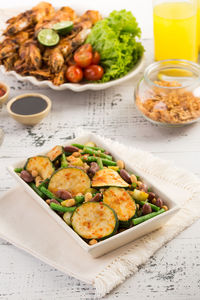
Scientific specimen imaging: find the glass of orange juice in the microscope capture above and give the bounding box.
[197,0,200,50]
[153,0,198,62]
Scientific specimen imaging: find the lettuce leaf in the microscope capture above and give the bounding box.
[86,10,144,82]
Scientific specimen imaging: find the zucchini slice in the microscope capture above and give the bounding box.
[48,167,91,196]
[92,168,129,188]
[103,187,136,224]
[25,156,54,180]
[71,202,118,240]
[63,211,73,226]
[47,145,63,161]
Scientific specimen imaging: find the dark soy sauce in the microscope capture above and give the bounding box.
[11,96,48,115]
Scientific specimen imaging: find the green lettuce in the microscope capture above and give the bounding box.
[86,10,144,82]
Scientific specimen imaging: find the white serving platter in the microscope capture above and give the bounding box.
[0,4,145,91]
[8,133,180,258]
[0,56,145,91]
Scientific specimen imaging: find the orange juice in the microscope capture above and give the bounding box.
[153,2,198,62]
[197,0,200,49]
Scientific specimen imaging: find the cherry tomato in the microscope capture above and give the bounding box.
[77,43,92,53]
[66,66,83,83]
[92,51,100,64]
[84,65,104,81]
[74,51,92,68]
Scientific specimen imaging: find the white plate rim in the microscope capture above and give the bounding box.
[0,55,145,91]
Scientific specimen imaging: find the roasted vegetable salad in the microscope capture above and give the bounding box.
[15,141,168,245]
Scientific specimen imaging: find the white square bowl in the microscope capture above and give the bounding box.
[8,133,180,258]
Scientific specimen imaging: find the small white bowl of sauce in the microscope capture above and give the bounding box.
[7,93,51,125]
[0,82,10,105]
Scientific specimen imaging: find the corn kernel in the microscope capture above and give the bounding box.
[61,199,76,207]
[108,166,120,171]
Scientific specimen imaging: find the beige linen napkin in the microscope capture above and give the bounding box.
[0,132,200,298]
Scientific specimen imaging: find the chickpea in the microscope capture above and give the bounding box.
[162,205,168,211]
[85,192,93,202]
[117,160,125,169]
[130,174,137,183]
[89,239,98,245]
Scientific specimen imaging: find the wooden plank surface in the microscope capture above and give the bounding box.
[0,39,200,299]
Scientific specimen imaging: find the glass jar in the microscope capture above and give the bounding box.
[153,0,198,62]
[135,59,200,126]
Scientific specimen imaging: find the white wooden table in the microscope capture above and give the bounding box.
[0,38,200,300]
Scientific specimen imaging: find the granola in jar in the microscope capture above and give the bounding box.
[136,80,200,124]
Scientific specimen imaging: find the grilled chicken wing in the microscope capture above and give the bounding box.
[29,69,53,80]
[4,2,54,36]
[35,6,77,35]
[15,40,42,72]
[0,39,18,60]
[53,66,66,85]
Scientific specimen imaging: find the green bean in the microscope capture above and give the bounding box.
[135,199,160,212]
[97,157,104,170]
[74,195,85,204]
[50,202,76,213]
[14,168,23,173]
[86,156,117,166]
[131,182,137,189]
[72,143,105,152]
[83,147,112,161]
[61,153,68,168]
[38,178,49,190]
[29,182,45,198]
[132,208,165,225]
[40,186,62,203]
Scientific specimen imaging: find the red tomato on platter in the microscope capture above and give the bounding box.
[74,51,92,68]
[77,43,92,54]
[84,65,104,81]
[66,66,83,83]
[92,51,100,64]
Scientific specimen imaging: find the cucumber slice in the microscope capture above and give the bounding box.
[92,168,129,188]
[25,156,54,180]
[37,29,59,46]
[103,187,136,225]
[48,167,90,197]
[47,145,63,162]
[52,21,73,35]
[71,202,118,240]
